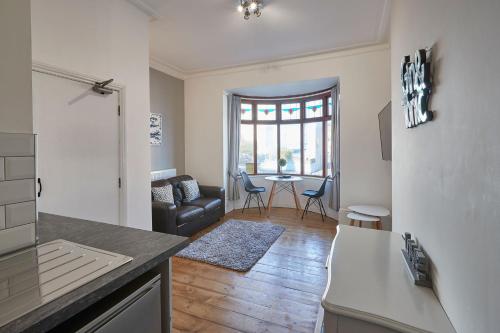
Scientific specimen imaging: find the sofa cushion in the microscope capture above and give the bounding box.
[176,205,204,226]
[185,197,222,214]
[181,179,201,202]
[151,184,174,204]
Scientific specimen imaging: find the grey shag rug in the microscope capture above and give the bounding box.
[176,219,285,271]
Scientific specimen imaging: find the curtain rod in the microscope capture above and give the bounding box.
[233,85,336,101]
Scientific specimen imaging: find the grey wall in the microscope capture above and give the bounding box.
[391,1,500,332]
[0,0,32,134]
[150,68,185,173]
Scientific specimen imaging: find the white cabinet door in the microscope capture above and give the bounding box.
[33,71,121,225]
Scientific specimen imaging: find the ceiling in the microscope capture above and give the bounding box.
[228,77,337,97]
[135,0,390,74]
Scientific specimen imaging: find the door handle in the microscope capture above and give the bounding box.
[37,178,42,197]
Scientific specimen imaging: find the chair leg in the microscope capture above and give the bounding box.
[258,193,266,210]
[306,198,312,215]
[241,193,250,214]
[302,198,311,219]
[318,199,327,222]
[255,193,261,214]
[311,198,324,222]
[318,199,325,222]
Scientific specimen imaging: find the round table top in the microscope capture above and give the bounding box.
[347,212,380,222]
[348,205,390,217]
[265,175,303,182]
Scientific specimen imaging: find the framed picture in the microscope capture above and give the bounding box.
[150,113,162,145]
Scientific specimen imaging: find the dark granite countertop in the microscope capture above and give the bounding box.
[1,213,188,333]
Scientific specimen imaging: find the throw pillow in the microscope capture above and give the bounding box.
[172,185,183,206]
[181,180,200,202]
[152,184,174,204]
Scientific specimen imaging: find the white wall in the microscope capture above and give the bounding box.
[391,1,500,332]
[31,0,152,230]
[0,0,32,134]
[185,45,392,217]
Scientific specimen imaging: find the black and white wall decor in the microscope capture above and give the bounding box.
[150,113,162,145]
[401,48,433,128]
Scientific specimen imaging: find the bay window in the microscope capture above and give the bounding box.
[239,89,335,177]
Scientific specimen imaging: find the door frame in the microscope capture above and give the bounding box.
[32,61,127,226]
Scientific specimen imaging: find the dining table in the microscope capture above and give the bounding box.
[264,175,304,214]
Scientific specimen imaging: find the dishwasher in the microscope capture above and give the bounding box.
[51,272,162,333]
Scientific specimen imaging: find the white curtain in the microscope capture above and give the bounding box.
[227,94,241,200]
[329,87,340,211]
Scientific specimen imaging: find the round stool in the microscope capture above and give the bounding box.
[347,212,381,230]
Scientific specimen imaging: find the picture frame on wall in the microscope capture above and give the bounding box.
[150,113,162,145]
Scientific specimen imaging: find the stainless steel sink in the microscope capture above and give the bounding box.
[0,240,132,328]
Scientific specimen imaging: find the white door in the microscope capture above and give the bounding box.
[32,71,121,225]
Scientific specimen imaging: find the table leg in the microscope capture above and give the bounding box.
[267,181,276,215]
[291,182,301,211]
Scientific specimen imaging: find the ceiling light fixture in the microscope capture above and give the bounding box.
[237,0,263,20]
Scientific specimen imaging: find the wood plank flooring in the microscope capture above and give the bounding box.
[172,207,338,333]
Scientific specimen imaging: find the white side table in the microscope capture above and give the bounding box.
[348,205,390,230]
[347,212,381,229]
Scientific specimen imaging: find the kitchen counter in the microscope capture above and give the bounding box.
[1,213,188,333]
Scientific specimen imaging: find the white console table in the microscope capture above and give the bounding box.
[318,225,455,333]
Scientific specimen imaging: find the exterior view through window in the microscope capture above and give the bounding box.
[239,89,335,177]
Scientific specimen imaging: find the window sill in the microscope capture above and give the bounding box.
[247,174,332,181]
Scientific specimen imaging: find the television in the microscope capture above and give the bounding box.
[378,102,392,161]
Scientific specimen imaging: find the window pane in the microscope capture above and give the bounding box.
[241,103,252,121]
[326,120,332,176]
[257,124,277,173]
[280,124,301,174]
[281,103,301,120]
[257,104,276,121]
[305,100,323,118]
[239,124,254,173]
[304,122,323,176]
[328,97,333,115]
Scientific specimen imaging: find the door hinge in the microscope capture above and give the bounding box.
[118,105,121,116]
[118,177,122,188]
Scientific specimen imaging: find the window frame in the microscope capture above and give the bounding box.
[240,88,335,178]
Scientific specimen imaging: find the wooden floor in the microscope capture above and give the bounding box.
[172,207,338,333]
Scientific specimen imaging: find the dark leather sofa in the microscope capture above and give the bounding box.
[151,175,225,236]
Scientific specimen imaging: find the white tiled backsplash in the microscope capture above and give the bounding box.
[0,133,37,256]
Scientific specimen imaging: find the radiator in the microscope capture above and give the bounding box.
[150,169,176,181]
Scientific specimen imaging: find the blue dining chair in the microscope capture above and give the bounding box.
[301,176,330,221]
[240,171,266,214]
